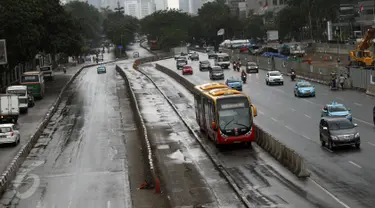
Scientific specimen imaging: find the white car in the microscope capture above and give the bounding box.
[266,71,284,85]
[0,124,20,146]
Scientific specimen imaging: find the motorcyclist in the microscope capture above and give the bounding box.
[291,68,296,81]
[339,74,345,90]
[241,69,247,82]
[232,61,237,70]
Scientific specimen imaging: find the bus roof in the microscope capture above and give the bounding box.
[195,82,228,91]
[208,88,242,97]
[23,71,42,75]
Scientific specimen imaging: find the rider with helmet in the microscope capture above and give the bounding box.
[330,71,337,89]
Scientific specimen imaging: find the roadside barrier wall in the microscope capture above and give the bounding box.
[0,60,119,196]
[154,63,310,178]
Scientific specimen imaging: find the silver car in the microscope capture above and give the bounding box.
[0,124,20,146]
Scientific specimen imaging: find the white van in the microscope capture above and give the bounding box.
[214,53,230,69]
[6,85,29,113]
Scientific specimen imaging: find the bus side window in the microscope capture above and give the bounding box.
[210,101,216,122]
[203,98,209,127]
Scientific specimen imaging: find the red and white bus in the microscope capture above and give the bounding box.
[194,83,257,146]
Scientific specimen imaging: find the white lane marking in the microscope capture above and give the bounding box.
[285,126,294,132]
[354,102,362,106]
[368,142,375,147]
[258,110,264,115]
[107,201,111,208]
[353,117,373,126]
[271,117,278,122]
[335,97,344,101]
[290,108,296,112]
[311,179,352,208]
[304,114,311,119]
[302,134,313,141]
[349,161,362,169]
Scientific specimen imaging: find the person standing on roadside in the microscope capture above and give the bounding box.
[339,74,346,90]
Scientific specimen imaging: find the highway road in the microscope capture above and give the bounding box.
[156,52,375,208]
[138,64,350,208]
[0,52,114,175]
[0,46,169,208]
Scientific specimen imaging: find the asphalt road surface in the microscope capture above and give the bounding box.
[156,52,375,208]
[0,46,169,208]
[0,52,114,175]
[138,64,350,208]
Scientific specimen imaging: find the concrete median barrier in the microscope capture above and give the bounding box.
[0,60,119,196]
[154,63,311,178]
[115,64,160,193]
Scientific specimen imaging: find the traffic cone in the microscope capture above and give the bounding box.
[154,177,161,194]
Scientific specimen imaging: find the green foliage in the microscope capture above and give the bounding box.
[140,10,192,49]
[65,1,103,42]
[103,11,138,57]
[243,15,265,39]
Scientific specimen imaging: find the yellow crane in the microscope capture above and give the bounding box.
[349,28,375,66]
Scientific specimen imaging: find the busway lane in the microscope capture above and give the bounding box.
[155,54,375,208]
[140,64,348,208]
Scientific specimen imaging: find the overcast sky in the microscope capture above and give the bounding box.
[167,0,179,9]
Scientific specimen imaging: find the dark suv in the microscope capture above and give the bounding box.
[319,117,360,150]
[209,66,224,80]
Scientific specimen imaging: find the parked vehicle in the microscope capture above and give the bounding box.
[6,85,30,113]
[0,94,19,123]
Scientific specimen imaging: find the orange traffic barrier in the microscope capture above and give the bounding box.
[154,177,161,194]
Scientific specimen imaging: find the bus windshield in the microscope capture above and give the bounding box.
[21,75,39,83]
[7,90,26,96]
[217,98,251,130]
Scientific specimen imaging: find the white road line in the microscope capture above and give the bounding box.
[302,135,313,141]
[348,161,362,169]
[354,102,362,106]
[304,114,311,119]
[107,201,111,208]
[353,117,373,126]
[290,108,296,112]
[311,179,352,208]
[285,126,294,132]
[335,97,344,101]
[271,117,278,122]
[368,142,375,147]
[258,110,264,115]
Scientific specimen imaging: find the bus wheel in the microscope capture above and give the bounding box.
[244,142,252,148]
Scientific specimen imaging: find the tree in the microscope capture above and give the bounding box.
[243,14,265,39]
[103,11,138,57]
[140,10,192,49]
[0,0,44,68]
[276,6,307,41]
[64,1,103,45]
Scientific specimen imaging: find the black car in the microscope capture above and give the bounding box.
[209,66,224,80]
[246,62,259,73]
[208,51,217,59]
[190,52,199,61]
[199,60,211,71]
[176,59,187,70]
[319,117,360,150]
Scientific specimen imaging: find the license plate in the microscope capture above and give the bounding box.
[233,141,241,143]
[306,91,310,94]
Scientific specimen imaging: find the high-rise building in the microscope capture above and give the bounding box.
[155,0,168,10]
[178,0,201,14]
[125,0,140,18]
[140,0,156,18]
[179,0,189,12]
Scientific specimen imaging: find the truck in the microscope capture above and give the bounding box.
[0,94,20,123]
[6,85,32,114]
[172,46,189,59]
[39,65,54,81]
[266,30,279,42]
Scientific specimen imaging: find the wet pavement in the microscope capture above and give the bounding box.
[156,52,375,208]
[121,65,247,208]
[0,45,169,208]
[0,52,114,175]
[137,64,349,208]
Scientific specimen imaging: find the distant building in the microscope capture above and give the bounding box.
[178,0,201,14]
[245,0,286,16]
[125,0,140,18]
[140,0,155,18]
[155,0,168,10]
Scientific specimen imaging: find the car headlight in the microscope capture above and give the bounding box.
[331,136,338,140]
[354,132,360,138]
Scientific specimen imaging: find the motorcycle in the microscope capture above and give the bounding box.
[291,72,296,81]
[241,74,247,83]
[63,67,66,74]
[330,79,338,90]
[233,63,237,70]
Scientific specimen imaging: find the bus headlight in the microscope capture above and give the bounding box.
[245,128,253,136]
[220,130,228,138]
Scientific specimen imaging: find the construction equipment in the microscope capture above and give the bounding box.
[349,28,375,66]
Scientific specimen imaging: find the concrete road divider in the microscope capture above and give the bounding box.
[154,63,311,178]
[0,60,119,196]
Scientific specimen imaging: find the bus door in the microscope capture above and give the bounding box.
[208,100,216,139]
